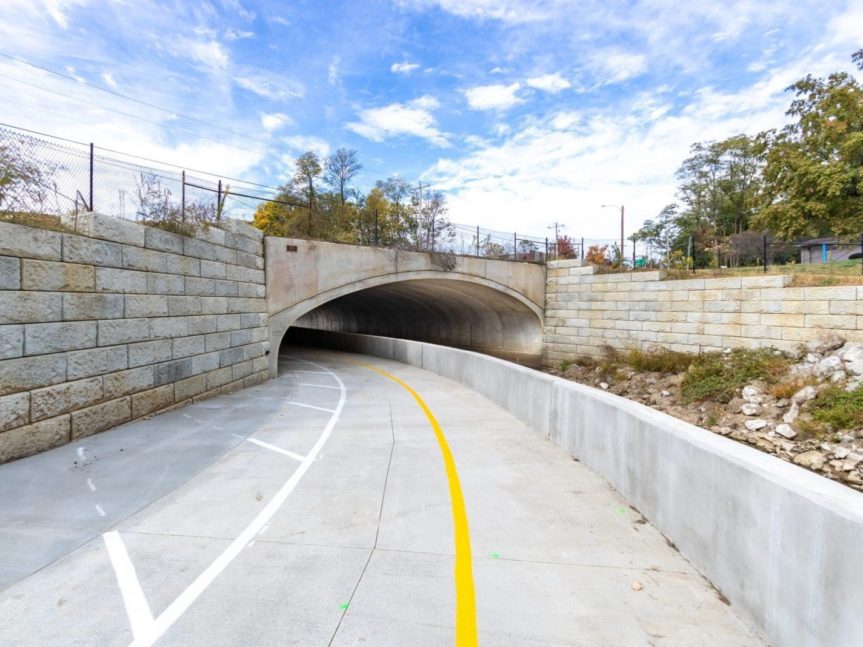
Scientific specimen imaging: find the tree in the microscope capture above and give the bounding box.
[555,235,577,259]
[584,244,608,265]
[0,137,57,213]
[324,148,361,206]
[418,190,454,251]
[754,52,863,239]
[293,151,322,236]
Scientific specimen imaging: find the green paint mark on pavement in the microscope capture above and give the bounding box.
[616,506,626,514]
[490,551,500,559]
[340,603,349,610]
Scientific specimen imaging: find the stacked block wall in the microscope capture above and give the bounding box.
[544,261,863,366]
[0,214,269,462]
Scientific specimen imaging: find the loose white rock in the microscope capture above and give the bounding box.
[660,390,671,397]
[741,385,763,404]
[783,402,800,424]
[834,447,851,459]
[775,424,797,439]
[805,353,820,364]
[806,334,845,355]
[817,355,843,375]
[599,382,609,390]
[745,419,768,431]
[845,360,863,377]
[792,385,817,404]
[741,403,761,416]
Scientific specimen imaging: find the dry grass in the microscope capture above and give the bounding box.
[0,211,77,234]
[768,376,814,400]
[666,260,863,286]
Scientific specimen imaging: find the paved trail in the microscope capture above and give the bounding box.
[0,348,763,645]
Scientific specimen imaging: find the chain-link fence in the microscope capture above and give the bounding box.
[0,123,553,264]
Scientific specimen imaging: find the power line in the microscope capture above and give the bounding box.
[0,51,284,148]
[0,73,270,159]
[0,120,285,192]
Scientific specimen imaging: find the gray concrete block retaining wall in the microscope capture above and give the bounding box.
[0,215,269,462]
[305,329,862,647]
[544,261,863,366]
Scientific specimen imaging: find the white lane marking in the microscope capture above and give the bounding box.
[87,478,96,492]
[103,532,155,645]
[111,358,347,647]
[193,418,203,424]
[247,541,255,548]
[77,447,85,459]
[259,524,270,536]
[299,383,341,390]
[245,437,306,462]
[289,401,335,413]
[95,504,106,517]
[288,369,328,374]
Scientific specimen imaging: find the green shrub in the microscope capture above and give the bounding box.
[680,348,789,403]
[807,386,863,431]
[624,347,694,373]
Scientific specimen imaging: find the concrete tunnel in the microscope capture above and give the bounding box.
[279,278,544,367]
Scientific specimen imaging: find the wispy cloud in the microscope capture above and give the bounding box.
[346,97,449,147]
[391,61,421,74]
[261,112,292,131]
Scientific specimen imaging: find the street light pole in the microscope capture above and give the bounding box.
[601,204,625,264]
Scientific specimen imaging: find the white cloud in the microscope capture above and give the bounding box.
[391,61,421,74]
[233,71,304,101]
[100,72,118,89]
[410,94,440,110]
[395,0,559,23]
[589,51,648,85]
[526,73,571,93]
[225,28,255,41]
[261,112,292,131]
[346,100,449,147]
[463,82,523,110]
[282,135,330,157]
[328,56,340,84]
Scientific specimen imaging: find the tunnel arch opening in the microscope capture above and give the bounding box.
[277,277,544,368]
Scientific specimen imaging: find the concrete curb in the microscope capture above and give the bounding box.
[302,329,863,647]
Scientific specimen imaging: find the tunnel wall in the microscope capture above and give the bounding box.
[290,279,543,366]
[295,329,863,647]
[265,236,546,376]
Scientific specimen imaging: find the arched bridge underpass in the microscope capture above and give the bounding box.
[265,238,547,371]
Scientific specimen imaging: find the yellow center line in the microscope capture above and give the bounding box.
[362,363,478,646]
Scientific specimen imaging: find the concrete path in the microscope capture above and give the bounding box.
[0,348,764,646]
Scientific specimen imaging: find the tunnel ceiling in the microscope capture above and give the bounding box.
[289,279,543,363]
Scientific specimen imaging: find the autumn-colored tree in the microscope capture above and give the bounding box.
[585,244,608,265]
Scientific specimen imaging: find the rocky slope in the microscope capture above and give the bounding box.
[548,336,863,492]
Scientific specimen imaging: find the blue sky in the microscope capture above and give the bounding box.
[0,0,860,240]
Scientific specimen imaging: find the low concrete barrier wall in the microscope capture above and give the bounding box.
[297,328,863,647]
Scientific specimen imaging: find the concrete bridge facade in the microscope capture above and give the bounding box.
[265,238,547,373]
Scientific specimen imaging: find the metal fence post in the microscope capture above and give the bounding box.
[545,237,548,262]
[217,180,222,225]
[374,209,378,246]
[89,143,94,212]
[181,170,186,222]
[763,234,768,273]
[513,232,517,260]
[476,225,480,257]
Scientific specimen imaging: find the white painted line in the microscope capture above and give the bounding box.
[245,437,306,462]
[103,532,155,645]
[259,524,270,536]
[299,383,341,390]
[193,418,203,424]
[77,447,85,459]
[289,369,329,374]
[112,358,347,647]
[87,478,96,492]
[289,401,336,413]
[95,504,106,517]
[247,540,255,548]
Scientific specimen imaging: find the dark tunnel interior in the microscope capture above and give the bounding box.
[279,279,544,367]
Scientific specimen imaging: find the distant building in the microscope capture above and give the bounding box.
[798,237,862,264]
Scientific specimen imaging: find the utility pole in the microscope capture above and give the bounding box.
[547,222,565,258]
[601,204,625,264]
